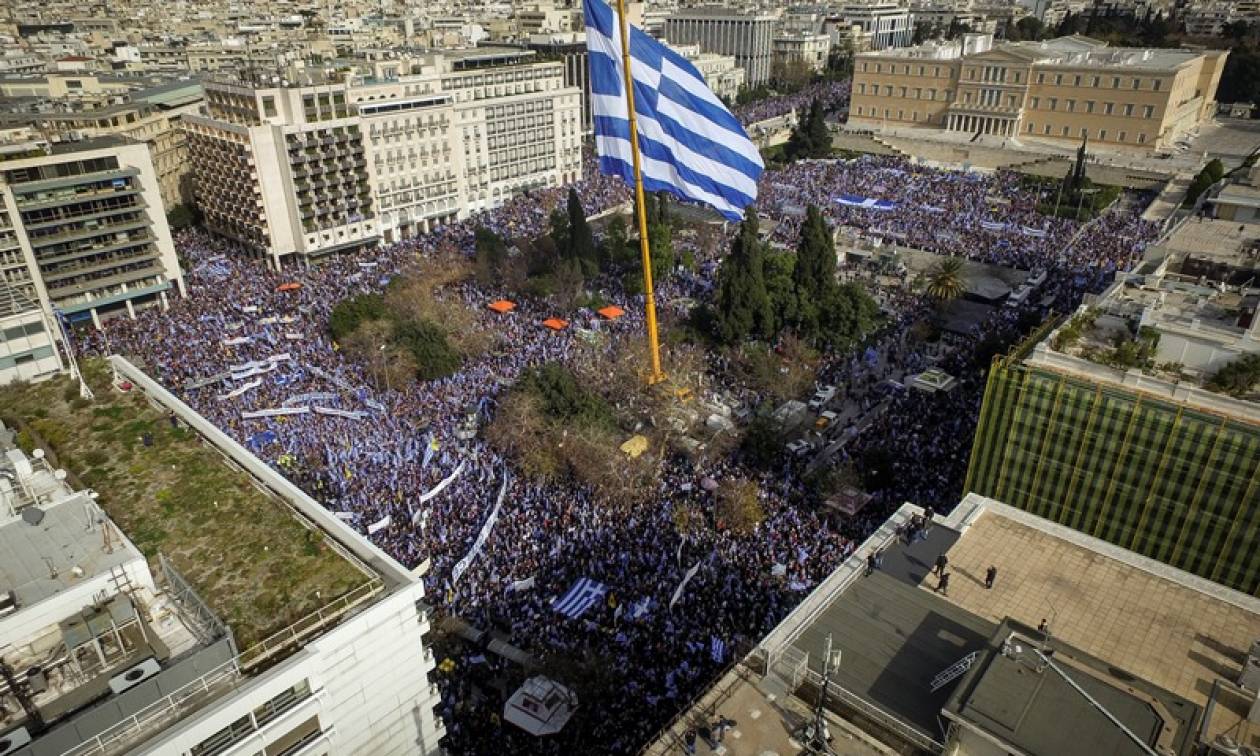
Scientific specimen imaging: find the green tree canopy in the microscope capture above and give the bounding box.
[566,187,599,276]
[786,98,831,161]
[711,211,774,344]
[1207,353,1260,397]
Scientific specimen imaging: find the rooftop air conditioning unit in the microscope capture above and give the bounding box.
[0,727,32,756]
[109,657,161,695]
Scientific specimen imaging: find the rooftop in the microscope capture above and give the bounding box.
[0,360,375,652]
[944,619,1201,756]
[644,496,1260,755]
[940,496,1260,719]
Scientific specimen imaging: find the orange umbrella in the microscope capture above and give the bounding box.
[542,318,569,331]
[596,305,625,320]
[488,299,517,313]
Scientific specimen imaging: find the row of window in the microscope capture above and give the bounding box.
[1029,98,1156,118]
[851,105,1152,144]
[1025,121,1148,143]
[856,83,1161,120]
[0,321,46,344]
[1036,72,1162,91]
[860,60,1166,93]
[857,83,953,101]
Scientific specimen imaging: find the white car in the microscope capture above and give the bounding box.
[808,384,838,411]
[786,439,813,457]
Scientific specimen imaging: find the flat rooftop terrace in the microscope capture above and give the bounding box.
[938,495,1260,710]
[0,360,376,651]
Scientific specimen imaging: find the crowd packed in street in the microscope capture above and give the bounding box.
[733,79,852,126]
[86,114,1159,752]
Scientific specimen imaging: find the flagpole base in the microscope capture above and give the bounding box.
[645,371,667,386]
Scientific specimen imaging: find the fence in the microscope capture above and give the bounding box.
[62,655,243,756]
[159,554,234,651]
[238,577,383,671]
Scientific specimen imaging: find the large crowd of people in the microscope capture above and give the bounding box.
[85,118,1159,753]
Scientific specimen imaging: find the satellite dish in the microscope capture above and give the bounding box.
[21,508,44,526]
[32,449,45,460]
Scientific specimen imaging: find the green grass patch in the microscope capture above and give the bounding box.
[0,361,370,649]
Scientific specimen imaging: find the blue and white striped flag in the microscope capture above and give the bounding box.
[584,0,763,221]
[710,635,727,663]
[552,577,609,620]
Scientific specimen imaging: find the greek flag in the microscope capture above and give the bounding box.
[710,635,727,663]
[553,577,609,620]
[583,0,762,221]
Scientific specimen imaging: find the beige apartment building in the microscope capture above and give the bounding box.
[185,48,582,264]
[850,34,1228,152]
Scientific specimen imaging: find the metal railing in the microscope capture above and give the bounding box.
[810,672,944,754]
[159,554,233,650]
[238,577,383,671]
[61,656,244,756]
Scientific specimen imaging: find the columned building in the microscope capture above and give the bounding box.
[850,34,1229,152]
[664,8,776,86]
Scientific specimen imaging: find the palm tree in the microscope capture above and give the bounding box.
[925,256,967,302]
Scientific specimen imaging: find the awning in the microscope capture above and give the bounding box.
[488,299,517,313]
[542,318,568,331]
[597,305,625,320]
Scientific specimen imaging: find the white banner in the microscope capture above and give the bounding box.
[259,316,279,325]
[283,392,338,406]
[216,379,261,402]
[231,363,277,381]
[333,511,357,521]
[268,352,292,363]
[241,407,310,419]
[450,472,508,585]
[285,332,304,341]
[185,372,230,390]
[509,576,536,593]
[669,559,703,611]
[418,460,467,504]
[222,336,252,347]
[367,514,392,535]
[313,406,367,420]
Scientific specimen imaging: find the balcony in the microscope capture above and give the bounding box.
[36,232,157,267]
[26,217,149,248]
[47,261,166,299]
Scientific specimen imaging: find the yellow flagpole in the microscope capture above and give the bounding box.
[614,0,665,385]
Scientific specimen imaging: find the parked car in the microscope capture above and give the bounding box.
[786,439,813,457]
[808,384,838,411]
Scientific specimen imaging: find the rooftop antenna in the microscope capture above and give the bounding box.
[797,634,841,754]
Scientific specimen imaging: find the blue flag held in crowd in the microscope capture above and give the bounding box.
[554,577,609,620]
[584,0,762,221]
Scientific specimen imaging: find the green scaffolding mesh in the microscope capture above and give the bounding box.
[967,360,1260,596]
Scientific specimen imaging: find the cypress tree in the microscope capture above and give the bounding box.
[712,211,774,344]
[567,187,598,277]
[791,205,838,340]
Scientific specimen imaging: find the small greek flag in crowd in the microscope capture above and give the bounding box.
[630,596,652,620]
[584,0,762,221]
[553,577,609,620]
[710,636,727,663]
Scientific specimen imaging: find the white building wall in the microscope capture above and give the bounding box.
[134,584,442,756]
